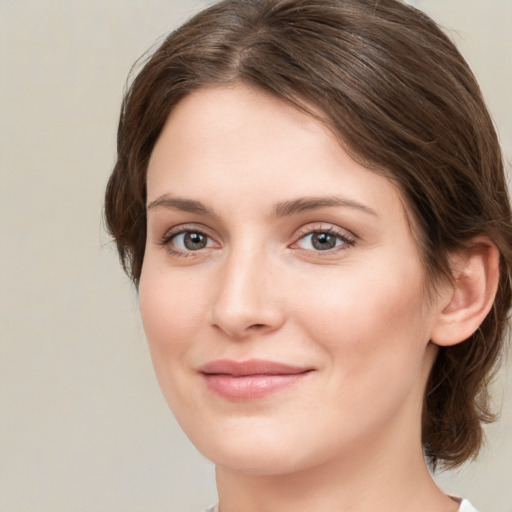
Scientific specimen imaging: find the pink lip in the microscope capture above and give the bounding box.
[199,359,313,400]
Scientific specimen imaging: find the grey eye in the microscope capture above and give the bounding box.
[173,231,210,251]
[297,231,345,251]
[185,232,207,250]
[310,232,338,250]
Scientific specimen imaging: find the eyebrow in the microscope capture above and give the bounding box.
[147,195,216,217]
[271,196,378,218]
[146,194,378,218]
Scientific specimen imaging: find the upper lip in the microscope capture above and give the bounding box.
[199,359,312,376]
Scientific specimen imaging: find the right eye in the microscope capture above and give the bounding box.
[161,228,218,256]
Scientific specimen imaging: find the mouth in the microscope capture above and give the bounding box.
[199,359,314,400]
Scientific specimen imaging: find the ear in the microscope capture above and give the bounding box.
[430,238,500,347]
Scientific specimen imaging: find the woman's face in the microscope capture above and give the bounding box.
[140,84,442,475]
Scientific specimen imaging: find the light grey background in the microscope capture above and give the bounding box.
[0,1,510,511]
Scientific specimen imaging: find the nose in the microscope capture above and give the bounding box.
[210,248,285,340]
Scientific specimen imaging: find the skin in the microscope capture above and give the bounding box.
[140,84,464,512]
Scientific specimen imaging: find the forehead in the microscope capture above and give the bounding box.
[147,84,411,230]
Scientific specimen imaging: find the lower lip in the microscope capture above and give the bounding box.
[202,373,310,400]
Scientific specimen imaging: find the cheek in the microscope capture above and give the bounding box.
[292,260,430,381]
[287,265,432,451]
[138,263,210,388]
[139,250,214,335]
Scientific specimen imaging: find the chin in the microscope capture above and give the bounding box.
[206,447,308,476]
[188,418,346,477]
[182,418,314,475]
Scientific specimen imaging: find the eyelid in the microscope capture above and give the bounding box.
[293,222,355,239]
[160,223,215,241]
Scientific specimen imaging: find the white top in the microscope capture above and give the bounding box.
[202,499,478,512]
[459,499,479,512]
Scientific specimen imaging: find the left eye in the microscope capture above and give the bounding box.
[170,231,214,251]
[295,231,350,251]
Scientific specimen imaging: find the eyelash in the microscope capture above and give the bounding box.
[159,224,356,257]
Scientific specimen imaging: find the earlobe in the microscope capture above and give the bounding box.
[430,239,500,347]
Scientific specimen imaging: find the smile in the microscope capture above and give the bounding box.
[199,359,314,400]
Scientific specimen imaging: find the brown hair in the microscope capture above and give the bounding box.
[104,0,512,469]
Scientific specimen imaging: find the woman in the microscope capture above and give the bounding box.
[104,0,512,510]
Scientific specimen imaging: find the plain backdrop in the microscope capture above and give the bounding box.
[0,1,511,511]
